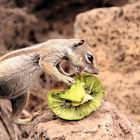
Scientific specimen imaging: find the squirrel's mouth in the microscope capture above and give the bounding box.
[57,60,84,77]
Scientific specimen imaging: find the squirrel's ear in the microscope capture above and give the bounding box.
[73,40,84,48]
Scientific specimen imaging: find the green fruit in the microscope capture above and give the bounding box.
[47,73,106,120]
[59,80,85,103]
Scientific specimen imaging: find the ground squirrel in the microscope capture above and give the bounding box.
[0,39,98,124]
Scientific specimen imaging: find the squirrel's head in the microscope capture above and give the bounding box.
[40,39,98,77]
[65,39,99,75]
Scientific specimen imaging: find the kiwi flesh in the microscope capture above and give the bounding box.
[47,73,106,120]
[59,81,86,103]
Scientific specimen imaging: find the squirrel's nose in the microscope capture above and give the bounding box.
[83,67,99,75]
[92,68,99,75]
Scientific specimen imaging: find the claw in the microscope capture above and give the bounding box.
[62,77,75,85]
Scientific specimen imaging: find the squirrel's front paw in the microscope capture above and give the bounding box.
[61,76,75,85]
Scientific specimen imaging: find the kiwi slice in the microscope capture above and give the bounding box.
[47,73,106,120]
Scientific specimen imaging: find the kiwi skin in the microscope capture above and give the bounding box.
[47,74,105,120]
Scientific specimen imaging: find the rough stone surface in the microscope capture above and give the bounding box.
[75,2,140,72]
[23,102,140,140]
[0,6,38,50]
[99,70,140,124]
[74,2,140,125]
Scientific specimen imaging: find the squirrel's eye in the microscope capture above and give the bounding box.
[86,52,94,64]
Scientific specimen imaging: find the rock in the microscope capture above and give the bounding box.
[74,2,140,72]
[2,0,138,52]
[0,6,39,50]
[129,0,140,4]
[74,2,140,125]
[22,102,140,140]
[99,70,140,124]
[0,0,15,8]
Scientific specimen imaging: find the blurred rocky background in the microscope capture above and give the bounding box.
[0,0,140,139]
